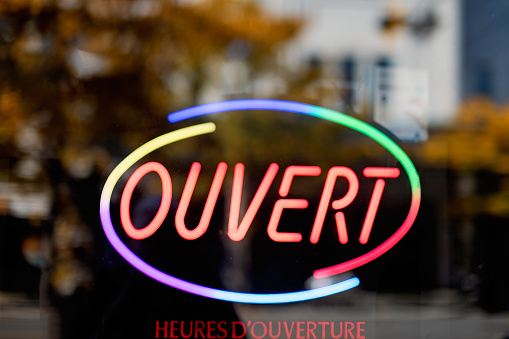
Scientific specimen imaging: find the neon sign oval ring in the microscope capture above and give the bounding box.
[100,99,421,304]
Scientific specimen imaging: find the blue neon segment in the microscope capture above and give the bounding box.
[209,277,360,304]
[168,99,316,123]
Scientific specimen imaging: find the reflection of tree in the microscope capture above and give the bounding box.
[420,96,509,311]
[216,112,387,170]
[0,0,300,152]
[421,97,509,217]
[0,1,300,337]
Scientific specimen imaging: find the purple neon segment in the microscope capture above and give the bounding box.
[168,99,315,123]
[99,122,359,303]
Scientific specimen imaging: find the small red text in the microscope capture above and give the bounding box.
[155,320,366,339]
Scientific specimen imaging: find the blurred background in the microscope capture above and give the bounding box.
[0,0,508,338]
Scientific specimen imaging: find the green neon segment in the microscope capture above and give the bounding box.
[309,107,420,195]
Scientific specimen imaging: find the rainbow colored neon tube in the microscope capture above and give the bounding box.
[100,99,420,303]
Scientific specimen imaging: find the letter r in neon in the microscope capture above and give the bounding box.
[310,167,359,244]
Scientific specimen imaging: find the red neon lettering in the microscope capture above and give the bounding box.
[310,167,359,244]
[121,162,171,240]
[155,321,168,339]
[175,162,227,240]
[359,167,400,244]
[279,166,321,196]
[267,166,320,242]
[363,167,400,178]
[122,163,400,245]
[228,163,279,241]
[359,179,385,244]
[267,199,307,242]
[334,212,349,244]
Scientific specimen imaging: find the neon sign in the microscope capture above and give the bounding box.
[120,163,400,244]
[99,99,421,303]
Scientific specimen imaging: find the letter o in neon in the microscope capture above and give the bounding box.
[120,161,172,240]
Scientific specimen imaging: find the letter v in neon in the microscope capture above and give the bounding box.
[176,162,227,240]
[228,163,279,241]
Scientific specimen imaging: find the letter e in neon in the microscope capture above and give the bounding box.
[268,166,321,242]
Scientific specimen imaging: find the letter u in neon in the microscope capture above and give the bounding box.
[175,162,227,240]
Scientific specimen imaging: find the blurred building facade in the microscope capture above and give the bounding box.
[462,0,509,103]
[260,0,460,128]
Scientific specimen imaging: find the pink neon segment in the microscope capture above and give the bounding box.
[228,163,279,241]
[363,167,400,178]
[310,167,359,244]
[267,199,307,242]
[175,162,227,240]
[359,179,386,244]
[313,192,421,278]
[334,212,348,244]
[279,166,321,197]
[120,162,172,240]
